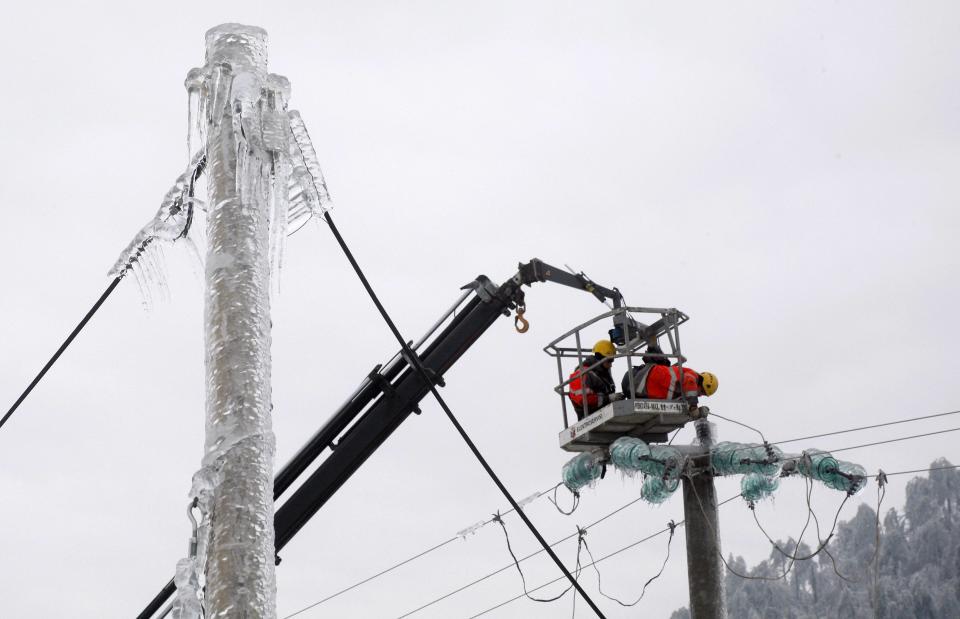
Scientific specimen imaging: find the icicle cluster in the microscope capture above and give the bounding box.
[108,152,206,306]
[609,437,684,480]
[796,449,867,495]
[711,441,782,477]
[562,451,604,491]
[169,23,338,618]
[110,28,333,304]
[741,473,780,502]
[607,437,684,504]
[641,476,680,505]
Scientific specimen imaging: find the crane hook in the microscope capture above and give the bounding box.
[514,303,529,333]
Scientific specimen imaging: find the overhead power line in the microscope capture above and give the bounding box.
[284,424,960,619]
[1,276,123,434]
[709,409,960,449]
[871,463,960,478]
[280,483,562,619]
[465,458,960,618]
[772,409,960,446]
[827,426,960,455]
[395,494,648,619]
[466,494,741,619]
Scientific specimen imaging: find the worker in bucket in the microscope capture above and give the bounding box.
[621,338,672,394]
[568,340,622,420]
[622,362,718,410]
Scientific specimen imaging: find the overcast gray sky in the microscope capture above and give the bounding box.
[2,2,959,618]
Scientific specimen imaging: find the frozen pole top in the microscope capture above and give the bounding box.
[205,24,269,76]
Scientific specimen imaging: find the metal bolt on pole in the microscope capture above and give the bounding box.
[681,418,727,619]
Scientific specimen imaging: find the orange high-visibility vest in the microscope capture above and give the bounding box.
[568,367,600,410]
[640,365,700,400]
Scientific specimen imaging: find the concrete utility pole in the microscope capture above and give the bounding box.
[681,419,728,619]
[201,24,283,618]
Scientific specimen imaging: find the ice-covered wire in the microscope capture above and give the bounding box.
[492,512,585,604]
[583,520,676,607]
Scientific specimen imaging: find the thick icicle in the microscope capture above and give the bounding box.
[265,75,292,283]
[287,110,332,216]
[185,68,205,166]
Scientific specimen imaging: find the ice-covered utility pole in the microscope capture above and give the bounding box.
[185,25,287,619]
[110,22,331,619]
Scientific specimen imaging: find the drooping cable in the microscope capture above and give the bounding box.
[466,494,741,618]
[396,494,647,618]
[689,471,853,583]
[583,520,676,607]
[492,514,585,603]
[321,211,605,618]
[749,474,847,576]
[1,275,123,434]
[279,482,561,619]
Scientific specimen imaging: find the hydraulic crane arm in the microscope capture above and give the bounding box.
[138,258,619,619]
[514,258,623,307]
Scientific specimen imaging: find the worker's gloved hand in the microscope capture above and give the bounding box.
[610,393,625,402]
[685,395,699,410]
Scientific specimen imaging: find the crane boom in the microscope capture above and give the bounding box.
[137,258,621,618]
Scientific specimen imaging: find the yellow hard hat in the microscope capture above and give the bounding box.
[592,340,616,358]
[700,371,719,396]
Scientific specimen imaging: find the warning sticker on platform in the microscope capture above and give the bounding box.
[633,400,686,414]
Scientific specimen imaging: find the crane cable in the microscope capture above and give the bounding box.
[321,211,606,618]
